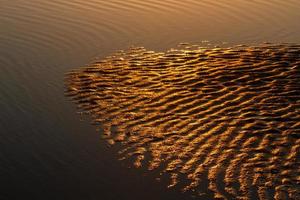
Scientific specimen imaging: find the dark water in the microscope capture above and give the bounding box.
[1,1,300,199]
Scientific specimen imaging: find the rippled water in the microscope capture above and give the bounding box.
[66,44,300,199]
[1,0,300,199]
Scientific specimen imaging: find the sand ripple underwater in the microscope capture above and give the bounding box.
[65,43,300,200]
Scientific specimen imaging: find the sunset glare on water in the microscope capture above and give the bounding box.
[1,1,300,200]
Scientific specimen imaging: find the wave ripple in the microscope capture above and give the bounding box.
[65,43,300,199]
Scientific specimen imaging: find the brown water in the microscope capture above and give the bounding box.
[1,0,300,199]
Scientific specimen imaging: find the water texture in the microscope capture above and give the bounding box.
[65,44,300,199]
[1,0,300,199]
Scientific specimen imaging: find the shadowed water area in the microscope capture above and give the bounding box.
[1,0,300,199]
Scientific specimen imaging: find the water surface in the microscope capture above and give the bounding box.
[1,0,300,199]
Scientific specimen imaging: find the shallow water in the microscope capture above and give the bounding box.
[1,0,300,199]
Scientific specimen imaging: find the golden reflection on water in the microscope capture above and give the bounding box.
[65,43,300,199]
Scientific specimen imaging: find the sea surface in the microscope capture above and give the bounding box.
[1,1,300,200]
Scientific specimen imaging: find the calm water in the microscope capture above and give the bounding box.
[1,0,300,199]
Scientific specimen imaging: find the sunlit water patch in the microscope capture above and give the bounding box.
[65,43,300,199]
